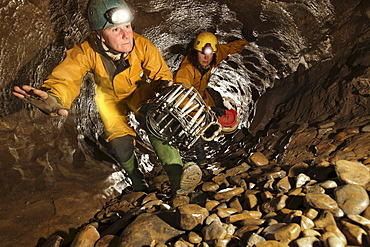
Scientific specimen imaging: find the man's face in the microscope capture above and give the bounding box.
[101,22,134,53]
[197,51,213,68]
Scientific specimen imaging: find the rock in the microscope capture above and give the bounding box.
[226,210,262,223]
[202,181,220,192]
[303,208,319,220]
[118,213,184,246]
[255,240,289,246]
[300,215,315,230]
[240,218,265,226]
[177,204,209,230]
[305,193,338,210]
[347,214,370,230]
[247,152,269,166]
[172,195,191,208]
[225,162,251,177]
[94,235,119,247]
[335,160,370,185]
[325,225,347,246]
[247,233,266,246]
[296,173,311,188]
[202,220,226,241]
[229,197,243,212]
[318,180,337,189]
[362,124,370,132]
[41,235,64,247]
[216,208,238,218]
[340,220,367,246]
[334,184,370,214]
[314,211,337,229]
[205,200,220,211]
[257,170,287,183]
[70,224,100,247]
[262,223,301,242]
[302,229,321,238]
[243,193,259,209]
[187,231,202,244]
[321,232,345,247]
[288,163,309,177]
[275,176,291,194]
[293,236,321,247]
[261,195,289,213]
[213,187,244,200]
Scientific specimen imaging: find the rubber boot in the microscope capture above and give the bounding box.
[119,154,148,192]
[194,139,207,167]
[177,162,202,195]
[163,164,183,193]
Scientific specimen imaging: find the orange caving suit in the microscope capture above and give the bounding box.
[174,38,249,107]
[42,32,173,142]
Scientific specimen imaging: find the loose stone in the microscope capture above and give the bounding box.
[340,220,367,245]
[202,181,220,192]
[70,224,100,247]
[334,184,370,214]
[213,187,244,200]
[177,204,209,230]
[293,236,321,247]
[314,211,337,229]
[275,176,291,194]
[296,173,311,188]
[325,224,347,245]
[321,232,345,247]
[305,193,338,210]
[255,240,289,246]
[335,160,370,185]
[261,195,289,213]
[247,152,269,166]
[216,208,238,218]
[243,193,259,209]
[347,214,370,230]
[187,231,202,244]
[263,223,301,242]
[226,210,262,223]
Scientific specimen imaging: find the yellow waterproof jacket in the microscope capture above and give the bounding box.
[42,32,173,141]
[174,38,249,106]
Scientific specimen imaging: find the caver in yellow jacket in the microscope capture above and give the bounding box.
[42,32,173,142]
[174,38,249,107]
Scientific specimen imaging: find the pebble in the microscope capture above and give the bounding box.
[213,187,244,200]
[177,204,209,230]
[305,193,339,210]
[335,160,370,185]
[70,224,100,247]
[263,223,301,242]
[47,121,370,247]
[247,151,269,166]
[334,184,370,214]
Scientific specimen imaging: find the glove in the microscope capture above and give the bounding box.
[211,107,226,117]
[22,91,65,116]
[242,27,257,42]
[152,80,174,93]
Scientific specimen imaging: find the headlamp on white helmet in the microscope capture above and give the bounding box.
[104,7,132,25]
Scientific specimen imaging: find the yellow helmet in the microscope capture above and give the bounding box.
[193,32,218,54]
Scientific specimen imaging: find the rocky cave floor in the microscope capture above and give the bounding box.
[39,115,370,247]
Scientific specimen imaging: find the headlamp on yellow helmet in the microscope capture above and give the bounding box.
[193,32,218,54]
